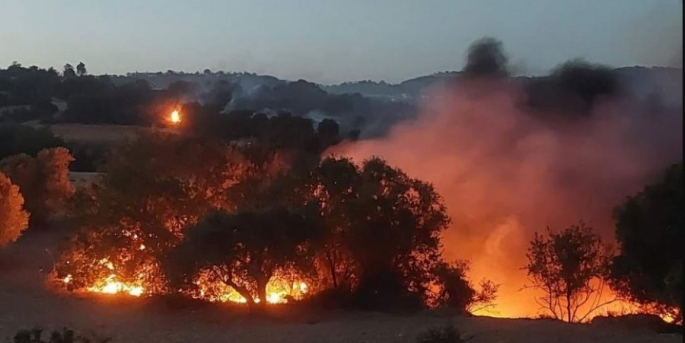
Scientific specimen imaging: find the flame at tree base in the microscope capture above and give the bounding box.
[61,266,309,305]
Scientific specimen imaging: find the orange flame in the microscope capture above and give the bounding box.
[169,109,181,124]
[61,259,309,305]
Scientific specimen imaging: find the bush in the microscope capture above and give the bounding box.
[415,324,464,343]
[352,268,425,313]
[0,172,29,247]
[0,124,65,161]
[12,328,110,343]
[0,147,75,227]
[590,314,682,334]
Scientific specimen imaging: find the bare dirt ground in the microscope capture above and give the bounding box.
[0,230,680,343]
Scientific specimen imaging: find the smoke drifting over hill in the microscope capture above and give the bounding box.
[328,52,683,316]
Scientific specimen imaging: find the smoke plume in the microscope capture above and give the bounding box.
[328,64,682,317]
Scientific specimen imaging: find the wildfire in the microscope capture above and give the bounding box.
[169,109,181,124]
[61,260,309,305]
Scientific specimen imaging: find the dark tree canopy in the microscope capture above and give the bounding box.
[610,163,683,320]
[0,124,66,160]
[165,207,322,308]
[63,64,76,79]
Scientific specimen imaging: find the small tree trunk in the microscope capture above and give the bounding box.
[257,279,268,311]
[566,289,573,323]
[224,280,257,310]
[326,250,338,289]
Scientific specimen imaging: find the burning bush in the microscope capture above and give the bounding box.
[0,147,74,227]
[56,133,246,295]
[0,171,29,247]
[163,207,321,308]
[54,133,486,313]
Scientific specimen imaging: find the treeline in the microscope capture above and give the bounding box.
[1,130,680,321]
[0,146,74,243]
[0,62,414,139]
[51,133,496,313]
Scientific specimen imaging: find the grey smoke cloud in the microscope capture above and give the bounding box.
[328,76,682,317]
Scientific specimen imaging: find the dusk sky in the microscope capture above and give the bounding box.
[0,0,681,84]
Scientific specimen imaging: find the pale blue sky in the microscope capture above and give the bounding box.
[0,0,681,84]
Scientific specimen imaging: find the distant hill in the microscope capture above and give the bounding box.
[110,67,681,106]
[323,67,682,105]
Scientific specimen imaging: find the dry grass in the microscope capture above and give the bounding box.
[0,230,680,343]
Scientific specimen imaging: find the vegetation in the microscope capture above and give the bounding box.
[165,207,321,308]
[54,132,491,313]
[11,328,110,343]
[0,148,75,227]
[1,49,680,324]
[415,324,464,343]
[610,163,683,322]
[433,260,499,313]
[0,172,29,247]
[0,124,66,161]
[524,222,613,322]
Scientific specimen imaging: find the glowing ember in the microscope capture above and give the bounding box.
[170,109,181,124]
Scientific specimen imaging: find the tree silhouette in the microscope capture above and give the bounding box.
[610,163,683,322]
[165,207,321,309]
[76,62,87,76]
[63,64,76,79]
[525,222,613,322]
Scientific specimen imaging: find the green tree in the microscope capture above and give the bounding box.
[610,163,683,321]
[0,147,74,226]
[55,133,244,291]
[0,172,29,247]
[315,156,450,308]
[525,222,613,322]
[165,207,321,309]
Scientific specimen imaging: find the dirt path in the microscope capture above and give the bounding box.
[0,231,680,343]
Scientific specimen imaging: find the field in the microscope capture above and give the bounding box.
[29,123,179,144]
[0,229,680,343]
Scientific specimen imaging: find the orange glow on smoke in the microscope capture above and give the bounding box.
[326,82,682,323]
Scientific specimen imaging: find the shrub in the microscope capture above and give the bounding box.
[12,328,110,343]
[0,172,29,247]
[415,324,464,343]
[0,147,75,227]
